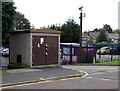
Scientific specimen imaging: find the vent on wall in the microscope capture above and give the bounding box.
[17,55,22,63]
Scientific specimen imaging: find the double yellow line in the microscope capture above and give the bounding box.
[1,70,88,89]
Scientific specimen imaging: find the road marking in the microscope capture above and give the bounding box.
[90,72,105,75]
[1,70,88,89]
[1,80,53,89]
[86,76,118,82]
[40,78,46,81]
[79,70,89,78]
[59,70,88,80]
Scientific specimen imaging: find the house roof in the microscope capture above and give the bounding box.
[82,32,99,38]
[89,32,99,38]
[10,29,61,34]
[82,32,120,40]
[82,33,89,37]
[107,33,120,39]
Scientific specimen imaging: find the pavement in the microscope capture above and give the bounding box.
[1,66,84,87]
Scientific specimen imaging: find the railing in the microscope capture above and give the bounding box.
[60,43,120,64]
[0,57,9,70]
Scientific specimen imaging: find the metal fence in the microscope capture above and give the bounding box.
[60,43,120,64]
[0,57,9,70]
[95,55,119,62]
[0,44,120,68]
[60,44,96,64]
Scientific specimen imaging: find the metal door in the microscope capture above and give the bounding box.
[46,36,58,65]
[32,35,58,66]
[32,36,47,66]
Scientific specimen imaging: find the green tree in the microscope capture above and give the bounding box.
[48,24,61,31]
[61,19,80,43]
[86,36,95,44]
[93,28,100,32]
[2,2,31,45]
[2,2,16,45]
[14,11,31,30]
[113,29,120,33]
[46,19,80,43]
[96,29,108,43]
[102,24,113,33]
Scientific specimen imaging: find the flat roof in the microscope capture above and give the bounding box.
[10,29,61,34]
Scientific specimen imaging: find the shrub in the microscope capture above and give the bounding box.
[8,63,27,69]
[95,42,108,45]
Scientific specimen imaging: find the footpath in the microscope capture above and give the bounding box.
[1,67,84,87]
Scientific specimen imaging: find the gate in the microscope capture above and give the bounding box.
[0,57,9,70]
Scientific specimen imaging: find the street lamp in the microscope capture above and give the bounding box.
[79,6,83,63]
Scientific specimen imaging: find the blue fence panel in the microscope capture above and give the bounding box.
[60,44,96,64]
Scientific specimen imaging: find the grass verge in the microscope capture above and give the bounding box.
[0,70,8,74]
[72,60,120,66]
[94,60,120,65]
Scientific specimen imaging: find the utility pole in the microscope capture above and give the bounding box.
[79,6,83,63]
[0,1,2,47]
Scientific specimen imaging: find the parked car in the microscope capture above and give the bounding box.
[97,46,118,55]
[2,48,9,57]
[0,47,4,54]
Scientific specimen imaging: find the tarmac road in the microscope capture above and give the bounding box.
[1,66,119,90]
[2,67,82,85]
[63,65,119,74]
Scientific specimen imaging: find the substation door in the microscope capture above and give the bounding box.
[32,35,58,66]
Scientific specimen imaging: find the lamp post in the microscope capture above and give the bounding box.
[79,6,83,63]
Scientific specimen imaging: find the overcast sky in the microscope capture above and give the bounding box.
[14,0,119,32]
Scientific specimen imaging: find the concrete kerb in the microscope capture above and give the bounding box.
[32,65,62,69]
[1,72,84,87]
[71,64,120,66]
[45,73,84,80]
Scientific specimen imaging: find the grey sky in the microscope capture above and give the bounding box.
[14,0,119,31]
